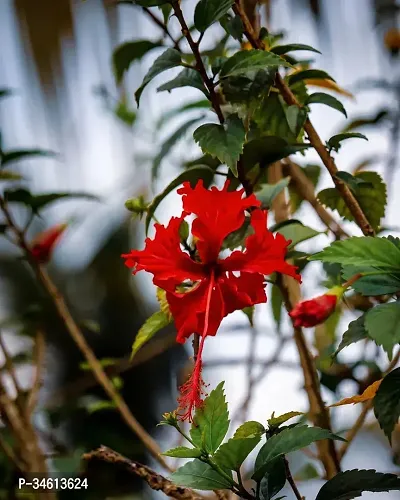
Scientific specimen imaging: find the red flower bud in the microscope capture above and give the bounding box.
[30,223,68,263]
[289,287,344,328]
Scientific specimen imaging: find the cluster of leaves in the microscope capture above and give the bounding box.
[161,383,400,499]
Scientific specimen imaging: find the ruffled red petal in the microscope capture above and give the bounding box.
[121,215,206,291]
[221,209,301,282]
[178,180,260,263]
[166,278,225,343]
[218,272,267,315]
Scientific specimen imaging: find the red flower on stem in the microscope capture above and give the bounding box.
[122,180,301,421]
[30,223,68,263]
[289,286,345,328]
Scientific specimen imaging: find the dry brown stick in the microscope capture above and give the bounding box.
[26,329,46,418]
[283,159,349,239]
[0,196,172,473]
[269,162,340,478]
[0,331,23,409]
[0,431,24,471]
[338,348,400,460]
[83,446,203,500]
[232,0,375,237]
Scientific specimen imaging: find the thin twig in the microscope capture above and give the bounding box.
[232,0,375,237]
[0,195,173,473]
[83,446,203,500]
[26,329,46,418]
[284,457,304,500]
[338,348,400,460]
[0,432,24,471]
[269,162,340,478]
[0,331,23,409]
[283,159,349,239]
[142,7,180,49]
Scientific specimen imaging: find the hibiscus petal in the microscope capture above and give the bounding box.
[219,272,267,314]
[122,215,205,291]
[221,209,301,282]
[178,180,260,263]
[167,278,225,343]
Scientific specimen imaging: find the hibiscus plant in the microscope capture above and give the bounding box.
[1,0,400,499]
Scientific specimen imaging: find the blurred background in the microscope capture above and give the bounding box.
[0,0,400,498]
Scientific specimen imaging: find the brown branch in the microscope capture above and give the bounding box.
[26,329,46,418]
[142,7,180,50]
[83,446,203,500]
[338,348,400,460]
[283,159,349,239]
[0,431,24,472]
[171,1,224,124]
[0,196,172,473]
[284,457,304,500]
[269,162,340,478]
[232,0,375,237]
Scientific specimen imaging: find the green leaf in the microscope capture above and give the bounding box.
[258,458,286,500]
[275,221,322,249]
[242,136,308,171]
[288,69,335,87]
[271,285,283,330]
[219,14,244,41]
[318,172,386,232]
[233,421,265,439]
[255,178,290,208]
[114,100,136,126]
[0,170,24,181]
[194,0,234,32]
[214,436,260,470]
[252,425,345,481]
[253,92,304,141]
[112,40,162,84]
[1,149,58,167]
[152,116,205,180]
[220,50,290,79]
[285,105,307,136]
[157,99,211,128]
[309,236,400,270]
[335,171,372,192]
[135,48,182,105]
[131,311,171,359]
[374,367,400,443]
[271,43,321,55]
[365,302,400,359]
[145,166,215,234]
[86,400,117,414]
[221,68,276,105]
[341,265,400,296]
[315,469,400,500]
[193,114,245,176]
[306,92,347,117]
[335,315,368,357]
[289,163,321,212]
[162,447,202,459]
[242,306,254,326]
[190,382,230,453]
[170,459,233,490]
[327,133,368,153]
[341,109,389,133]
[158,4,172,23]
[157,68,209,97]
[4,189,98,213]
[268,411,303,429]
[222,217,252,250]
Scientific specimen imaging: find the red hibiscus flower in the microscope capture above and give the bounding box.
[122,180,301,421]
[289,286,345,328]
[30,223,68,263]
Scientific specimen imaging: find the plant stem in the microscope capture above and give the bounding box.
[142,6,180,50]
[284,457,304,500]
[232,0,375,237]
[269,162,340,479]
[170,1,224,124]
[0,195,173,473]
